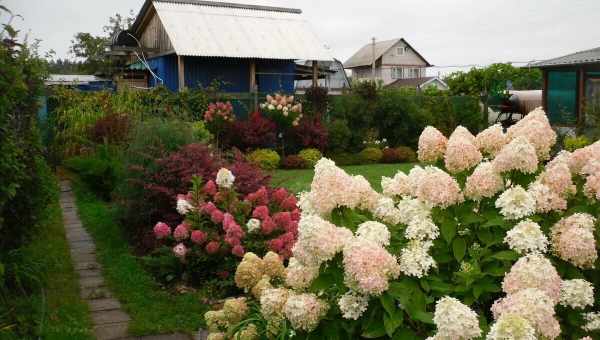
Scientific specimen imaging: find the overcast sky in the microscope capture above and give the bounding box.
[3,0,600,75]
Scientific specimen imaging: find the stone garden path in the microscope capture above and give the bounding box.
[59,179,202,340]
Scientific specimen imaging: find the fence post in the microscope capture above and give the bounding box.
[481,90,489,129]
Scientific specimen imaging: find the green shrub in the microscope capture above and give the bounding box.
[329,152,362,166]
[326,119,352,152]
[359,147,383,164]
[65,145,123,200]
[299,148,323,168]
[247,149,281,170]
[563,135,590,151]
[395,146,417,162]
[190,121,213,144]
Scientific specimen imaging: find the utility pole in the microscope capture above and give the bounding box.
[371,37,376,81]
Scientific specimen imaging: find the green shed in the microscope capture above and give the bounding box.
[533,47,600,126]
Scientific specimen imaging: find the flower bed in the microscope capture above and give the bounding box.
[203,108,600,340]
[153,169,300,285]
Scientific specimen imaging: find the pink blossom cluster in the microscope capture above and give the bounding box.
[475,124,509,157]
[303,158,380,216]
[342,237,400,296]
[414,166,463,208]
[507,107,557,160]
[204,101,234,123]
[417,126,448,163]
[501,254,561,303]
[492,136,539,174]
[444,126,482,173]
[582,160,600,200]
[550,213,598,269]
[464,162,504,200]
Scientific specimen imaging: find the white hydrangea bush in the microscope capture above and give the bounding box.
[204,108,600,340]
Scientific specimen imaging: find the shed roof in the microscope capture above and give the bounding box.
[45,74,109,86]
[344,38,432,69]
[532,46,600,68]
[135,0,332,61]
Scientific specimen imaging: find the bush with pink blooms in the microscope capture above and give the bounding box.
[204,108,600,340]
[151,168,300,288]
[204,101,235,146]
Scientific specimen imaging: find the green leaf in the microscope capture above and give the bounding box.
[428,279,453,293]
[452,238,467,261]
[440,220,457,244]
[380,293,396,316]
[384,312,403,337]
[392,327,419,340]
[412,310,434,324]
[483,263,507,277]
[481,216,506,228]
[361,320,387,338]
[491,250,519,262]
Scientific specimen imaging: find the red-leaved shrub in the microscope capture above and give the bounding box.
[381,147,401,163]
[227,150,271,195]
[290,117,328,151]
[227,112,277,150]
[88,113,130,145]
[281,155,307,169]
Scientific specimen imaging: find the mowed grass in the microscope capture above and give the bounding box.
[271,163,415,193]
[1,181,93,340]
[72,180,208,336]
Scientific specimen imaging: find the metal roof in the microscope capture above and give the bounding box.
[149,0,332,60]
[344,38,432,69]
[45,74,109,86]
[532,46,600,68]
[386,76,447,89]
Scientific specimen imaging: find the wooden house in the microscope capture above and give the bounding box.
[108,0,331,94]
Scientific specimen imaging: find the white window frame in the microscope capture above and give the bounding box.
[396,47,405,56]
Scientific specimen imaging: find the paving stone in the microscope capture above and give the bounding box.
[72,252,98,263]
[139,333,192,340]
[69,240,95,251]
[88,298,122,312]
[79,276,105,289]
[195,329,209,340]
[94,321,129,340]
[74,260,101,271]
[77,268,103,278]
[70,247,96,258]
[81,286,112,300]
[92,310,131,325]
[67,233,93,242]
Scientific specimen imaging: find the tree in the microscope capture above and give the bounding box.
[444,63,542,96]
[69,11,135,75]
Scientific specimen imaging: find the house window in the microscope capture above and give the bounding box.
[397,47,405,56]
[392,67,402,79]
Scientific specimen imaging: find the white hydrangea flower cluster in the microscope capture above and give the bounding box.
[582,312,600,332]
[486,313,536,340]
[215,168,235,189]
[381,171,411,198]
[176,196,194,215]
[292,215,352,267]
[338,291,370,320]
[495,185,536,220]
[429,296,481,340]
[356,221,391,247]
[559,279,594,309]
[399,240,436,278]
[246,218,261,234]
[503,219,548,254]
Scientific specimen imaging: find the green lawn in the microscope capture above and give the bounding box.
[72,180,208,336]
[1,180,93,340]
[271,163,415,193]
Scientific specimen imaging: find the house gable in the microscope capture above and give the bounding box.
[381,40,428,66]
[137,4,174,56]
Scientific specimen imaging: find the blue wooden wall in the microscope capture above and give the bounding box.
[145,54,296,94]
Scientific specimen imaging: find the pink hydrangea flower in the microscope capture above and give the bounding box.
[444,133,482,174]
[225,236,241,247]
[246,186,269,205]
[272,188,289,204]
[203,180,217,196]
[281,195,298,211]
[464,162,504,200]
[261,216,277,235]
[418,126,448,163]
[475,124,509,157]
[200,202,217,215]
[550,213,598,269]
[205,241,220,254]
[173,223,190,241]
[210,209,224,224]
[190,230,207,245]
[232,245,245,257]
[415,166,464,208]
[273,212,292,229]
[153,222,171,239]
[507,108,557,160]
[252,205,270,220]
